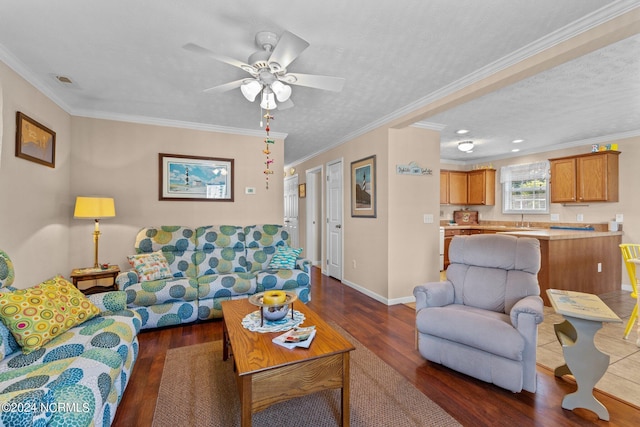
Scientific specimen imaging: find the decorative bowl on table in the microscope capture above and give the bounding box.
[248,291,298,322]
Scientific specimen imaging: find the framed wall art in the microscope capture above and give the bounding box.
[298,183,306,198]
[351,155,376,218]
[15,112,56,168]
[159,153,234,201]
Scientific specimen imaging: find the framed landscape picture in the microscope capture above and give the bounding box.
[351,155,376,218]
[159,153,234,201]
[15,112,56,168]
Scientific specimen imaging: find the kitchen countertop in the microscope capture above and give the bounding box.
[443,224,623,240]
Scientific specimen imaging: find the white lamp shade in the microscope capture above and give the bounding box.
[74,197,116,219]
[260,90,277,110]
[271,80,292,102]
[240,80,262,102]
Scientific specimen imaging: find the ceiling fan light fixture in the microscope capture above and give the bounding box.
[458,141,474,152]
[260,89,277,110]
[241,80,262,102]
[271,80,292,102]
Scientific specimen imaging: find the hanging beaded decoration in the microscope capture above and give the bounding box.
[262,108,275,189]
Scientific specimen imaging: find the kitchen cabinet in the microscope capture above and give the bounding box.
[440,171,449,204]
[467,169,495,205]
[441,170,494,205]
[448,171,468,205]
[549,151,619,203]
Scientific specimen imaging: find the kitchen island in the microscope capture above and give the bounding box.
[499,229,623,306]
[442,225,623,306]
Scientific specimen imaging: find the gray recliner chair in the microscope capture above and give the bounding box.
[414,233,543,393]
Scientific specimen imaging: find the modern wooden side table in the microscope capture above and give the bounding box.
[546,289,621,420]
[70,266,120,295]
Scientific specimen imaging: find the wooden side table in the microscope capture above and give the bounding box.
[546,289,621,420]
[70,266,120,295]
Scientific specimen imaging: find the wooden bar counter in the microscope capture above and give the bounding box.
[500,229,623,306]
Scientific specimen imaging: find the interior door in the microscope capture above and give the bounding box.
[284,175,299,248]
[326,160,343,279]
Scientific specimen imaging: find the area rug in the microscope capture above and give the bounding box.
[152,324,461,427]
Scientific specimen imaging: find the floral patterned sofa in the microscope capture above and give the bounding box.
[116,224,311,329]
[0,250,141,427]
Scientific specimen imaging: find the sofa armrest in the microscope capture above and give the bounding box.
[87,290,128,312]
[116,270,139,290]
[413,281,454,310]
[296,257,311,273]
[510,295,544,328]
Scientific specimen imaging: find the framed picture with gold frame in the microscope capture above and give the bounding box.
[351,155,376,218]
[298,183,306,198]
[15,112,56,168]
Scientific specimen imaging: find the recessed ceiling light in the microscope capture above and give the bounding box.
[512,139,524,143]
[512,148,520,152]
[456,129,470,135]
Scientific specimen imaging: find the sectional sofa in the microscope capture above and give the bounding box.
[0,250,141,427]
[116,224,311,329]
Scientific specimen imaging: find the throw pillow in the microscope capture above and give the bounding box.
[268,246,303,270]
[0,276,100,354]
[128,250,173,281]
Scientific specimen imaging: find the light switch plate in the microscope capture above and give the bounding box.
[245,187,256,195]
[550,214,559,221]
[615,213,623,223]
[423,214,434,224]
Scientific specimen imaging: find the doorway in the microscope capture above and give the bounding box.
[305,166,322,266]
[326,159,343,280]
[284,175,299,248]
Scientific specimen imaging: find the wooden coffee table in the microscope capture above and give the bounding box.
[221,298,355,427]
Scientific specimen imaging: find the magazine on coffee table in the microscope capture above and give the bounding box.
[272,326,316,349]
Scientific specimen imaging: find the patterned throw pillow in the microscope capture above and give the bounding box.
[128,250,173,281]
[0,275,100,354]
[268,246,303,270]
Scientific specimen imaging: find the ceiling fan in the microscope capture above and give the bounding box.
[183,30,345,110]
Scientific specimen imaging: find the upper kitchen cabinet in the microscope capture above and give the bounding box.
[440,170,449,204]
[440,169,495,206]
[549,151,619,203]
[467,169,496,205]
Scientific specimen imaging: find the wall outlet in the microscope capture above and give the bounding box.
[616,213,624,223]
[576,213,584,222]
[597,262,602,273]
[423,214,434,224]
[550,213,560,222]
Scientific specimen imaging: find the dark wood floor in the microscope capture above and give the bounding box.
[113,267,640,426]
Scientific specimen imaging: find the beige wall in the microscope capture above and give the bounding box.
[0,61,284,287]
[69,117,285,271]
[0,61,72,286]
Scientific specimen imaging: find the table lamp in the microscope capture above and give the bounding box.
[74,196,116,268]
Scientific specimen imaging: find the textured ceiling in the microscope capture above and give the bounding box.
[0,0,638,165]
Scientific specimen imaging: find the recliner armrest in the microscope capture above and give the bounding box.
[116,270,139,290]
[413,281,454,310]
[295,258,311,273]
[88,290,128,312]
[510,295,544,328]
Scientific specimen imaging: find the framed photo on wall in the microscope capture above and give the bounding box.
[298,183,306,198]
[15,112,56,168]
[351,155,376,218]
[159,153,234,201]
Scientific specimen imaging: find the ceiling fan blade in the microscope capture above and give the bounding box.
[203,79,246,94]
[278,99,294,110]
[268,31,310,70]
[283,73,345,92]
[183,43,255,74]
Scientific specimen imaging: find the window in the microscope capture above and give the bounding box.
[500,161,549,214]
